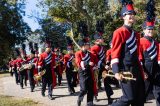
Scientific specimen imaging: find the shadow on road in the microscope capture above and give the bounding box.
[52,91,80,99]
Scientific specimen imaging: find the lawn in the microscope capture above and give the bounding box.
[0,95,41,106]
[0,71,10,78]
[0,71,42,106]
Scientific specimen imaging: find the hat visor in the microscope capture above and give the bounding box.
[146,26,154,30]
[67,48,73,51]
[123,10,136,16]
[84,43,90,45]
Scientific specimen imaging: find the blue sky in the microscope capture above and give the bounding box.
[23,0,42,31]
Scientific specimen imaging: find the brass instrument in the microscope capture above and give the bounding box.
[103,70,136,81]
[19,64,33,72]
[55,61,60,67]
[34,70,46,82]
[9,68,12,72]
[94,68,99,88]
[72,58,78,72]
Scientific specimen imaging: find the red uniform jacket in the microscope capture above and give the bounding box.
[106,48,112,63]
[91,45,106,68]
[12,59,17,69]
[28,57,38,75]
[139,36,160,64]
[75,50,98,95]
[9,60,13,69]
[64,54,74,68]
[38,52,56,87]
[16,57,23,71]
[111,26,142,77]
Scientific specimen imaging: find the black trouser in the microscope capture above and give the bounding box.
[42,69,53,96]
[104,77,114,98]
[111,78,120,87]
[55,67,62,85]
[66,68,75,93]
[19,70,27,88]
[72,71,78,87]
[78,69,94,105]
[14,68,19,84]
[98,67,104,88]
[153,70,160,106]
[153,85,160,106]
[112,66,145,106]
[28,69,35,91]
[144,62,160,106]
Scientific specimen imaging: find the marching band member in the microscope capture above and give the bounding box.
[111,1,145,105]
[38,40,56,100]
[33,43,39,78]
[13,48,21,85]
[27,42,38,92]
[102,41,114,105]
[17,44,28,89]
[54,48,63,86]
[27,50,38,92]
[76,37,97,106]
[64,45,75,95]
[139,1,160,105]
[76,22,96,106]
[90,20,106,90]
[8,58,14,76]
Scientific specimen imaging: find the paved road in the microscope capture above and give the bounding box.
[0,75,156,106]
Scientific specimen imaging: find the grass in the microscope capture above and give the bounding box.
[0,71,10,78]
[0,95,41,106]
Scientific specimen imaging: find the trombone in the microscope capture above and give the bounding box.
[103,70,136,81]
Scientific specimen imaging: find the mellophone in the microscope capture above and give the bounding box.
[33,70,46,82]
[19,63,33,72]
[103,70,136,81]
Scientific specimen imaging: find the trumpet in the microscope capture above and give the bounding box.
[103,70,136,81]
[33,70,46,82]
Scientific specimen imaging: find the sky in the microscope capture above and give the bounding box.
[23,0,42,31]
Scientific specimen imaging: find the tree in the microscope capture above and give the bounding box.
[37,0,114,45]
[0,0,31,65]
[37,0,160,48]
[39,18,70,50]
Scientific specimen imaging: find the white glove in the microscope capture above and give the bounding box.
[105,65,109,70]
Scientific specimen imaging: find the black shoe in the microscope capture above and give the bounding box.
[48,95,54,100]
[73,89,75,93]
[31,89,34,92]
[77,100,81,106]
[87,102,94,106]
[71,90,75,94]
[69,91,75,95]
[108,98,113,105]
[98,87,103,90]
[21,86,24,89]
[95,96,99,102]
[41,92,45,97]
[69,92,73,95]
